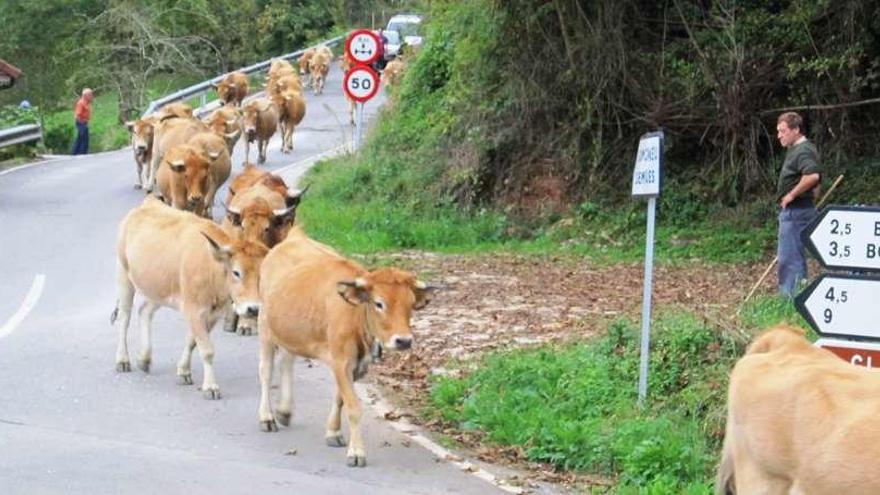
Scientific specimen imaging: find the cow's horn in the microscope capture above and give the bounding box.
[208,151,221,159]
[225,118,237,126]
[169,159,185,167]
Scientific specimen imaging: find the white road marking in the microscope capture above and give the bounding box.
[0,274,46,339]
[358,383,525,494]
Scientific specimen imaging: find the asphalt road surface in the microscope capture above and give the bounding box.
[0,65,511,494]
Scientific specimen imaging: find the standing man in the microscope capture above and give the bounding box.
[775,111,822,297]
[72,88,93,155]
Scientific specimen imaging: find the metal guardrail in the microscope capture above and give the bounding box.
[142,36,345,118]
[0,124,42,149]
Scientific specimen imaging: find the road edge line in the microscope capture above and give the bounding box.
[357,383,525,495]
[0,274,46,339]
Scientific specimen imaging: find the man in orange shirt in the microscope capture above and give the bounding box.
[72,88,93,155]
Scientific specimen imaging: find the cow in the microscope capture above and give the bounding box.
[257,226,436,467]
[298,48,316,88]
[213,71,249,107]
[382,59,406,89]
[225,164,306,211]
[155,144,212,215]
[717,324,880,494]
[204,105,243,155]
[147,116,210,193]
[272,88,306,153]
[188,132,232,217]
[309,47,332,96]
[241,99,279,164]
[267,60,299,97]
[112,196,268,399]
[156,102,194,121]
[271,74,303,97]
[124,115,158,189]
[340,53,356,126]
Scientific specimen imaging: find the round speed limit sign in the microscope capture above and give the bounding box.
[343,66,380,103]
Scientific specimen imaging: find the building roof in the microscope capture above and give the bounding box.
[0,58,22,80]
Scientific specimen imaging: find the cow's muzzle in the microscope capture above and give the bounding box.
[387,335,413,351]
[236,302,261,318]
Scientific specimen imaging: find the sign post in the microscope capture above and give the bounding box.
[798,205,880,368]
[631,131,664,406]
[343,29,383,149]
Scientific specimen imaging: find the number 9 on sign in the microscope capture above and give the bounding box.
[343,66,381,103]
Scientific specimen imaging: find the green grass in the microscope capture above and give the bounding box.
[426,308,787,493]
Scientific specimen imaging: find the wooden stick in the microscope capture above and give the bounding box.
[742,174,844,304]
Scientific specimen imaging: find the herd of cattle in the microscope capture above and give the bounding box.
[112,45,422,468]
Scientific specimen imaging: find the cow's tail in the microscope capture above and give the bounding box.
[715,429,736,495]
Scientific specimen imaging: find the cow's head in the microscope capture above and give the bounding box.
[164,145,211,213]
[201,231,269,327]
[125,118,155,158]
[206,107,241,147]
[214,81,233,104]
[336,268,437,352]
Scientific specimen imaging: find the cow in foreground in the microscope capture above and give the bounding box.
[112,197,268,399]
[717,324,880,494]
[257,227,436,467]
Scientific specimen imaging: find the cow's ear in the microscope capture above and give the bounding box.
[124,121,135,131]
[413,281,439,310]
[226,210,242,227]
[201,231,231,263]
[337,278,370,305]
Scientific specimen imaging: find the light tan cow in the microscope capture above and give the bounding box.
[717,324,880,494]
[309,47,332,95]
[124,115,158,189]
[204,105,242,155]
[147,117,210,192]
[382,59,406,89]
[267,60,299,97]
[155,144,212,215]
[340,53,356,125]
[112,196,268,399]
[271,88,306,153]
[241,99,279,164]
[299,48,315,88]
[188,132,232,217]
[156,102,194,121]
[213,71,249,107]
[257,226,436,467]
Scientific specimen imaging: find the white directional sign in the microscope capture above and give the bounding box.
[345,29,382,65]
[343,66,380,103]
[804,205,880,271]
[631,131,663,197]
[795,273,880,341]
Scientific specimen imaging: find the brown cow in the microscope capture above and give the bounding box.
[717,324,880,494]
[257,226,436,467]
[272,88,306,153]
[213,71,249,107]
[382,59,406,89]
[112,196,268,399]
[147,117,210,193]
[156,102,194,121]
[188,132,232,217]
[267,60,299,98]
[299,48,316,88]
[124,115,158,189]
[204,105,242,155]
[309,47,332,96]
[155,144,212,215]
[241,99,279,164]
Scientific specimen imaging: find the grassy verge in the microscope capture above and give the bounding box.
[427,297,806,493]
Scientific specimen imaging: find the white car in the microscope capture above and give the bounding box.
[386,14,423,51]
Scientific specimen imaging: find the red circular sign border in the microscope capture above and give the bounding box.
[345,29,382,66]
[343,66,381,103]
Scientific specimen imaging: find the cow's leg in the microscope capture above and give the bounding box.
[113,264,135,372]
[187,312,220,399]
[259,138,268,164]
[222,304,239,333]
[244,139,251,164]
[733,451,791,494]
[135,156,144,189]
[176,332,196,385]
[147,147,162,194]
[330,362,366,467]
[136,301,159,372]
[258,330,278,431]
[324,388,345,447]
[275,349,295,426]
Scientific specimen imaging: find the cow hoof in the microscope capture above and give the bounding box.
[137,359,150,373]
[178,373,193,385]
[237,325,254,337]
[346,455,366,468]
[144,185,153,194]
[326,434,347,448]
[276,411,291,427]
[261,419,278,432]
[202,388,222,400]
[134,184,142,190]
[116,361,131,373]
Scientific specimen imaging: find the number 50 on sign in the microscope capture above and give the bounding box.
[343,66,380,103]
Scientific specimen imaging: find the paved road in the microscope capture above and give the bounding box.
[0,66,510,494]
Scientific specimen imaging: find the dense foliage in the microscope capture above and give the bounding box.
[374,0,880,216]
